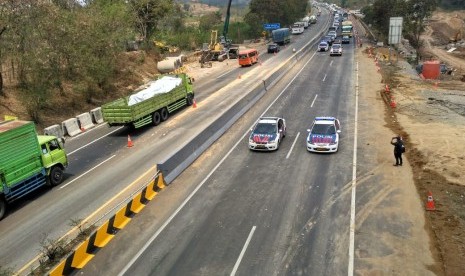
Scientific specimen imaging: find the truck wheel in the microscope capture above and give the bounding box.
[0,198,6,220]
[187,95,194,106]
[49,166,64,186]
[160,108,169,121]
[152,111,161,126]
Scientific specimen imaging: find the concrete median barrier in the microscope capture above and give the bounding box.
[62,118,82,137]
[157,17,330,184]
[49,173,166,276]
[76,112,95,131]
[90,107,104,124]
[43,124,65,139]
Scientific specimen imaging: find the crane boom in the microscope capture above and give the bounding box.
[222,0,232,40]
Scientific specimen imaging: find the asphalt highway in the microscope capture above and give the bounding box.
[78,12,358,276]
[0,9,341,275]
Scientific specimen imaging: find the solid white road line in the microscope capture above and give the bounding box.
[67,126,124,155]
[322,73,327,82]
[118,49,318,276]
[286,132,300,159]
[59,155,116,189]
[230,226,257,276]
[311,94,318,108]
[348,61,359,276]
[330,60,334,67]
[216,68,236,79]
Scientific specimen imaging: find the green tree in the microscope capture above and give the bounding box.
[199,12,222,31]
[129,0,176,47]
[403,0,437,55]
[245,0,308,34]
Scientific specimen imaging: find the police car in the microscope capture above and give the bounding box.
[248,117,286,151]
[306,117,341,153]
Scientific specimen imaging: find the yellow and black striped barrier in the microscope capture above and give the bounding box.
[49,172,166,276]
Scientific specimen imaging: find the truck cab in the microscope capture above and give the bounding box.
[38,136,68,186]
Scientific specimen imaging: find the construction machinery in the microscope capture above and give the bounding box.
[154,40,179,54]
[199,0,239,67]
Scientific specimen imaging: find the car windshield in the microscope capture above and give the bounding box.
[254,123,277,134]
[312,124,336,135]
[319,43,327,47]
[332,45,341,49]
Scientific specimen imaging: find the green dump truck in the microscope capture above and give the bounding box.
[102,73,195,129]
[0,120,68,219]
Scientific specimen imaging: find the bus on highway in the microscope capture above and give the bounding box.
[238,49,259,67]
[342,21,353,37]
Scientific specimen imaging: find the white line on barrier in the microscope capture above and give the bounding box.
[230,226,257,276]
[59,155,116,189]
[311,94,318,107]
[286,132,300,159]
[322,74,327,82]
[67,126,124,155]
[118,47,318,276]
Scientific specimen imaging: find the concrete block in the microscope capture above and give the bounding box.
[44,124,64,139]
[62,118,82,137]
[76,112,95,131]
[90,107,104,124]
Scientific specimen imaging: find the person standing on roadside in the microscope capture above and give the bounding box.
[391,136,404,166]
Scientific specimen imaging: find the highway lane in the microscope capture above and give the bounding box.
[0,12,333,274]
[190,12,331,102]
[81,32,357,275]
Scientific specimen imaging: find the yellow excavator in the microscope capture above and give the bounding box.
[154,40,179,54]
[199,0,239,67]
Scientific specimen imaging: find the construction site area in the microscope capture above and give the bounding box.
[358,9,465,275]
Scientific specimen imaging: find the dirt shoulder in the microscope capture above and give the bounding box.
[355,44,439,275]
[364,45,465,275]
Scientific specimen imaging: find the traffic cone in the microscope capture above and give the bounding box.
[385,84,390,93]
[434,81,439,89]
[237,74,242,79]
[127,135,133,148]
[426,191,436,211]
[80,126,85,132]
[193,99,197,108]
[390,99,396,108]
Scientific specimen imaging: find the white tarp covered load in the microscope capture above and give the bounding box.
[128,76,182,106]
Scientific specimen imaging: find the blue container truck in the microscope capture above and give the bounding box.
[272,28,291,45]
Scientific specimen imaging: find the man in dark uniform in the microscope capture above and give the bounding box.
[391,136,404,166]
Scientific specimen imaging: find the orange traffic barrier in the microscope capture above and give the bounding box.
[193,99,197,108]
[426,191,436,211]
[127,135,133,148]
